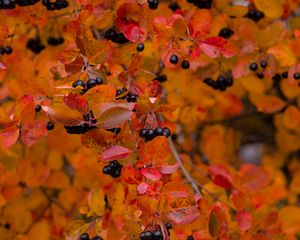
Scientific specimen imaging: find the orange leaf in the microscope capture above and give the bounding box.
[254,95,286,114]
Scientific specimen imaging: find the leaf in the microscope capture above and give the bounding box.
[209,212,220,238]
[96,102,134,129]
[188,9,212,42]
[199,37,237,58]
[209,165,234,190]
[85,85,116,108]
[137,182,149,195]
[81,129,113,152]
[254,0,284,18]
[166,205,200,225]
[43,103,83,125]
[254,95,286,114]
[283,106,300,130]
[101,145,131,161]
[21,121,48,147]
[58,48,80,64]
[159,163,179,174]
[63,93,88,114]
[140,168,162,181]
[0,24,9,42]
[87,188,105,217]
[138,136,171,167]
[122,166,143,185]
[0,126,19,148]
[237,210,252,231]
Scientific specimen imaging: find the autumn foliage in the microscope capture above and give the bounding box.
[1,0,300,239]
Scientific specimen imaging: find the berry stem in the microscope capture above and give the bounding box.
[168,138,201,195]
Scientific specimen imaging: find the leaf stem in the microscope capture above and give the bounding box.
[72,0,79,18]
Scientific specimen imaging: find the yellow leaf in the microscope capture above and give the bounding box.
[283,106,300,130]
[254,0,284,18]
[88,189,105,217]
[240,76,265,94]
[267,44,296,67]
[279,206,300,235]
[28,220,50,240]
[253,95,286,114]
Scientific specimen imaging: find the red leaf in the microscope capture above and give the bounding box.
[199,37,237,58]
[140,168,162,181]
[21,121,48,147]
[0,126,19,148]
[188,9,212,41]
[101,145,131,161]
[237,210,252,232]
[63,93,88,114]
[166,205,200,225]
[137,182,149,195]
[209,165,233,190]
[0,62,6,70]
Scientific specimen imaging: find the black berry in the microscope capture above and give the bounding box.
[145,129,155,141]
[95,77,103,85]
[139,128,147,138]
[282,72,288,78]
[154,75,167,83]
[168,2,180,11]
[294,72,300,80]
[91,236,103,240]
[136,43,145,52]
[249,62,258,72]
[225,77,233,87]
[260,60,268,68]
[72,80,85,89]
[148,0,159,9]
[79,233,89,240]
[187,236,194,240]
[153,230,163,240]
[165,223,172,230]
[245,9,265,22]
[46,121,54,131]
[181,60,190,69]
[256,73,264,79]
[170,54,179,64]
[218,28,234,39]
[3,46,12,54]
[144,231,153,240]
[154,127,164,137]
[162,127,171,138]
[86,79,97,89]
[35,105,42,112]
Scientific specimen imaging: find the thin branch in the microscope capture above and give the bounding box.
[168,138,201,195]
[72,0,79,18]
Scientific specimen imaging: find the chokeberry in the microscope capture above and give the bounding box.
[218,28,234,39]
[154,127,164,137]
[148,0,159,9]
[282,72,288,78]
[260,60,268,68]
[168,2,180,11]
[4,223,10,229]
[187,236,194,240]
[86,79,97,89]
[256,73,264,79]
[225,77,233,87]
[111,168,122,178]
[3,46,12,54]
[72,80,85,89]
[91,236,103,240]
[103,166,112,175]
[181,60,190,69]
[95,77,103,85]
[46,121,55,131]
[154,75,167,82]
[165,223,172,230]
[245,9,265,22]
[79,233,89,240]
[272,74,281,81]
[294,72,300,80]
[144,231,153,240]
[170,54,179,64]
[249,62,258,72]
[139,128,147,138]
[35,105,42,112]
[162,127,171,138]
[126,93,137,103]
[145,129,155,141]
[153,230,163,240]
[140,232,146,240]
[136,43,145,52]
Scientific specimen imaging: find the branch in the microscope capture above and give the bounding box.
[168,138,201,195]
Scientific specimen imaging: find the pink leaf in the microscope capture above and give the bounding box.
[101,145,131,161]
[159,163,179,174]
[237,210,252,231]
[21,121,48,147]
[166,205,200,225]
[199,37,236,58]
[209,165,233,190]
[0,62,6,70]
[140,168,162,181]
[137,182,149,195]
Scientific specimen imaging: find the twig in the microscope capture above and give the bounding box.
[168,138,201,195]
[128,119,138,149]
[72,0,79,18]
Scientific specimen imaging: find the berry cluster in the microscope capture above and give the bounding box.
[27,37,45,54]
[218,27,234,39]
[47,36,64,46]
[104,28,130,44]
[116,88,138,103]
[147,0,159,9]
[79,233,103,240]
[102,160,123,178]
[42,0,68,10]
[245,9,265,22]
[249,60,268,79]
[72,77,103,93]
[203,76,233,91]
[140,229,163,240]
[169,54,190,69]
[187,0,212,9]
[139,127,171,141]
[0,0,40,9]
[0,46,12,55]
[64,111,97,134]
